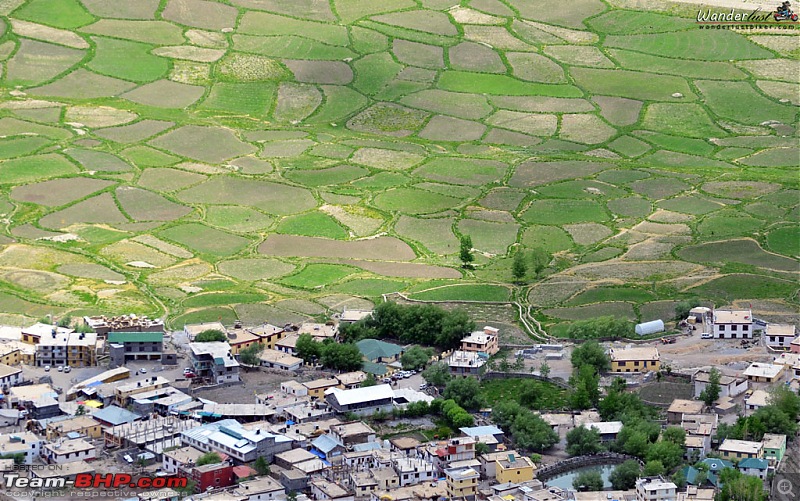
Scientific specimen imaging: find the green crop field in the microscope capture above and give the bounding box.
[0,0,795,330]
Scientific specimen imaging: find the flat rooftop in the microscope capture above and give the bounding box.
[609,346,659,361]
[713,310,752,324]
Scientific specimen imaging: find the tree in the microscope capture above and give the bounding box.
[513,355,525,371]
[254,456,270,475]
[510,411,558,452]
[610,460,641,490]
[568,365,601,410]
[422,362,452,387]
[671,470,687,489]
[538,361,550,378]
[492,401,523,430]
[362,373,377,387]
[646,440,684,471]
[443,377,483,411]
[401,346,433,370]
[75,405,86,416]
[512,251,527,282]
[699,368,721,406]
[769,384,800,421]
[566,316,633,340]
[717,468,768,501]
[566,425,603,456]
[239,343,265,366]
[475,442,490,456]
[675,299,700,321]
[320,342,363,371]
[195,329,227,342]
[570,341,610,373]
[643,460,665,476]
[573,470,603,492]
[459,235,474,268]
[196,452,222,466]
[662,427,686,446]
[287,491,298,501]
[519,381,544,409]
[441,399,474,428]
[295,333,322,363]
[529,247,550,277]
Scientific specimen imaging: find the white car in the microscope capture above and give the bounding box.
[57,366,64,372]
[701,332,713,339]
[44,365,51,372]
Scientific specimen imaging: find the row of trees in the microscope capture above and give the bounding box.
[295,334,363,371]
[492,401,559,452]
[339,301,475,349]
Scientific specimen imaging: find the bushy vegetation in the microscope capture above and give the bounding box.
[295,333,363,371]
[564,317,633,340]
[194,329,227,343]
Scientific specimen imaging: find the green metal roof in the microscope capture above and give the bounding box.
[362,362,388,376]
[356,338,403,362]
[107,332,164,343]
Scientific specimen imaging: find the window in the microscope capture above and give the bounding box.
[731,325,738,331]
[743,324,749,331]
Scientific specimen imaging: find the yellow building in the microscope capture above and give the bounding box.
[225,328,261,355]
[46,415,103,440]
[496,454,536,483]
[609,346,661,373]
[0,345,20,365]
[303,377,341,400]
[249,324,287,350]
[445,466,479,500]
[719,439,763,461]
[114,376,170,406]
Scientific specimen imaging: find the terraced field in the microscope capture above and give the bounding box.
[0,0,796,331]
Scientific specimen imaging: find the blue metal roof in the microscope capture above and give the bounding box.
[311,434,340,454]
[92,405,142,426]
[459,425,503,436]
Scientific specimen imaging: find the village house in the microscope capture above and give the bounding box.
[275,333,300,355]
[427,436,476,469]
[693,369,748,399]
[370,481,446,501]
[36,330,98,368]
[0,432,44,464]
[162,445,204,474]
[460,326,500,355]
[299,322,338,341]
[336,371,368,389]
[744,389,770,414]
[325,385,394,416]
[742,362,785,383]
[0,344,21,365]
[46,415,102,440]
[667,400,705,424]
[340,309,373,324]
[273,448,318,470]
[224,327,262,355]
[107,332,164,368]
[92,405,142,427]
[248,323,286,349]
[349,471,378,501]
[609,346,661,373]
[43,438,97,464]
[132,386,193,416]
[445,466,479,501]
[310,479,353,501]
[393,457,437,486]
[114,376,170,406]
[737,458,769,480]
[330,421,376,447]
[304,377,341,400]
[765,323,796,349]
[587,421,624,442]
[447,350,487,376]
[232,475,286,501]
[635,476,677,501]
[184,419,293,463]
[459,425,504,452]
[280,380,308,397]
[718,439,763,461]
[183,322,226,341]
[791,335,800,354]
[390,436,421,456]
[188,342,240,383]
[356,338,404,364]
[761,433,786,465]
[258,348,303,371]
[712,310,753,339]
[495,453,536,483]
[21,323,73,345]
[0,363,22,387]
[191,461,234,493]
[681,414,717,460]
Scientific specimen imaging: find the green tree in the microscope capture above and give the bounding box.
[513,355,525,371]
[717,468,768,501]
[529,247,550,277]
[769,384,800,421]
[568,365,601,410]
[570,341,610,372]
[320,342,363,371]
[675,299,700,321]
[646,440,684,471]
[699,368,721,406]
[492,401,523,430]
[512,250,527,282]
[295,333,322,363]
[610,460,641,490]
[239,343,265,365]
[566,316,633,340]
[422,362,452,387]
[443,377,483,410]
[573,470,603,492]
[75,405,86,416]
[671,470,687,489]
[195,329,227,342]
[662,427,686,446]
[510,411,559,452]
[538,361,551,378]
[475,442,490,456]
[253,456,270,475]
[459,235,474,268]
[401,346,433,370]
[361,373,377,387]
[643,460,665,476]
[57,315,73,328]
[196,452,222,466]
[566,425,603,456]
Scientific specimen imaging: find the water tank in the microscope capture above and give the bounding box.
[635,319,665,336]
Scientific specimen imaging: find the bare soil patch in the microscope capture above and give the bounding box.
[121,80,205,108]
[153,46,226,62]
[506,52,565,83]
[702,181,781,199]
[65,148,133,172]
[79,0,160,19]
[133,235,193,258]
[560,114,616,144]
[490,95,594,113]
[40,193,129,230]
[348,103,429,137]
[338,259,461,279]
[483,128,541,146]
[393,39,444,69]
[162,0,238,30]
[284,60,352,84]
[151,125,256,164]
[572,261,700,280]
[11,177,114,207]
[137,167,206,192]
[593,95,643,126]
[177,176,317,215]
[564,223,613,245]
[463,25,535,50]
[94,120,174,143]
[448,41,506,73]
[10,19,89,48]
[116,187,192,222]
[510,160,607,187]
[58,263,124,281]
[372,10,457,36]
[6,40,84,85]
[351,147,424,170]
[419,115,486,142]
[486,110,557,136]
[273,83,322,122]
[259,235,416,261]
[65,106,137,128]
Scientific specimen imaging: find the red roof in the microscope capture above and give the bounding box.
[232,465,257,479]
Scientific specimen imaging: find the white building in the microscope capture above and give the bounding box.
[693,369,748,399]
[232,476,285,501]
[0,363,22,387]
[43,438,97,464]
[258,348,303,371]
[765,324,797,349]
[162,445,203,474]
[0,432,44,465]
[744,389,770,414]
[712,310,753,339]
[635,476,677,501]
[188,342,240,383]
[324,385,394,416]
[393,457,437,486]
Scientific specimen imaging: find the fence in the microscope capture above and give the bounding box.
[536,452,643,480]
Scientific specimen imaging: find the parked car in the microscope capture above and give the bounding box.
[57,366,63,372]
[64,366,71,373]
[44,365,51,372]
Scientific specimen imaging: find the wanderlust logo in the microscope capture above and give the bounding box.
[696,2,798,28]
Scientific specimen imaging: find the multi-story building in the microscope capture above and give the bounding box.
[183,322,226,341]
[162,445,204,475]
[258,349,303,371]
[460,326,500,355]
[791,335,800,354]
[356,339,404,364]
[340,309,373,325]
[336,371,367,389]
[107,332,164,367]
[248,323,286,350]
[310,479,353,501]
[762,433,786,465]
[43,438,96,464]
[429,436,476,468]
[667,400,705,424]
[21,323,72,345]
[737,458,769,480]
[495,454,536,483]
[275,333,299,355]
[36,330,98,367]
[191,461,234,492]
[609,346,661,373]
[0,432,44,464]
[393,457,436,486]
[304,377,341,400]
[46,415,102,440]
[232,476,285,501]
[83,315,164,338]
[712,310,753,339]
[0,344,21,365]
[188,342,240,383]
[765,324,797,349]
[298,322,337,342]
[445,466,479,501]
[114,376,170,406]
[225,327,262,355]
[719,439,763,461]
[182,419,293,463]
[742,362,785,383]
[447,350,487,377]
[635,476,677,501]
[325,385,394,416]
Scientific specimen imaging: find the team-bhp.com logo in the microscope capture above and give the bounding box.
[3,472,188,490]
[697,1,799,28]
